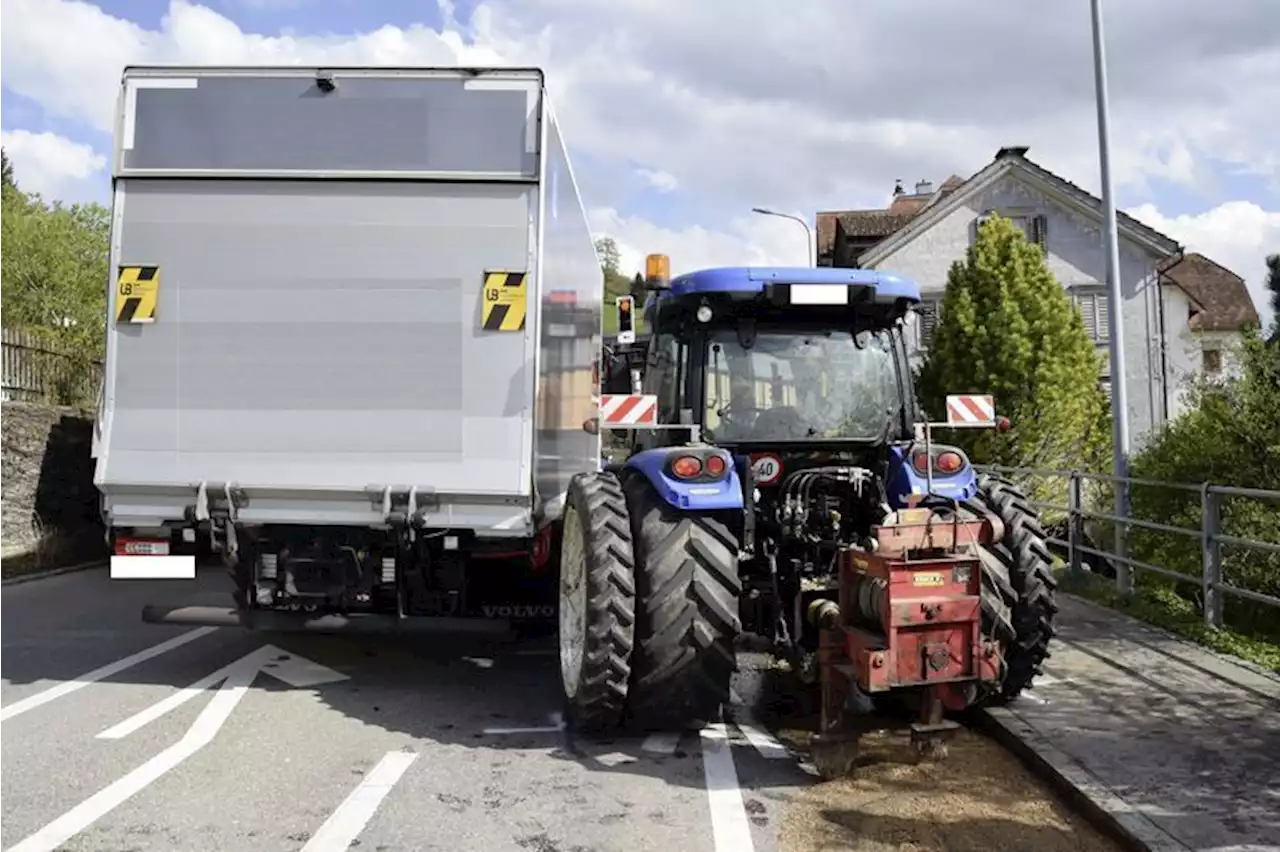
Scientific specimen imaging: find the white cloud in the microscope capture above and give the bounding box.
[588,206,811,278]
[1,0,1276,303]
[0,129,107,200]
[1129,201,1280,331]
[635,168,678,194]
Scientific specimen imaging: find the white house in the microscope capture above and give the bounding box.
[815,146,1259,452]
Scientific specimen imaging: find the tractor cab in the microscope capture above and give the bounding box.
[609,254,973,507]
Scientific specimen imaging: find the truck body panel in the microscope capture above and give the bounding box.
[95,66,601,538]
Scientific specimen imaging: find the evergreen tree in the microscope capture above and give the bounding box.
[1265,253,1279,344]
[1,148,14,190]
[916,214,1111,485]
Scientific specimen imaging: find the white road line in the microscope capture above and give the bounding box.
[734,720,790,760]
[300,750,418,852]
[700,723,757,852]
[641,732,682,755]
[7,650,259,852]
[98,662,235,739]
[99,646,346,740]
[0,626,218,723]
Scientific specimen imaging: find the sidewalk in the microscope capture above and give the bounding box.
[982,593,1280,852]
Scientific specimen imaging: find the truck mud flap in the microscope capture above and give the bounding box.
[140,605,513,636]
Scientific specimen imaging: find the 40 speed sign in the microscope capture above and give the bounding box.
[749,453,783,486]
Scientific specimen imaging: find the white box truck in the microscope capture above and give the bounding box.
[94,66,606,635]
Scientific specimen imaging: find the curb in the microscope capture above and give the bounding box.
[974,706,1191,852]
[1,558,107,587]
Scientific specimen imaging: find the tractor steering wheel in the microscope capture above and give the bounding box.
[749,406,811,440]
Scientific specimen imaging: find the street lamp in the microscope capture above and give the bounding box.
[752,207,815,266]
[1090,0,1133,594]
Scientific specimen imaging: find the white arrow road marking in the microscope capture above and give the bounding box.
[8,646,349,852]
[700,723,756,852]
[98,645,347,740]
[0,627,218,723]
[300,750,418,852]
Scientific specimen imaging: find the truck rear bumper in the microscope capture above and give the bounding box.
[100,483,536,537]
[141,604,513,635]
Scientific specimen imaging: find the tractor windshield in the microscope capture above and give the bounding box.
[702,328,903,443]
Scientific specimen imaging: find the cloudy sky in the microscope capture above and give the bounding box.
[2,0,1277,326]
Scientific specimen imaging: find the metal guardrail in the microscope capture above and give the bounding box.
[974,464,1280,630]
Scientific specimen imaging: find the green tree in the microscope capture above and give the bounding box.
[1265,253,1279,344]
[1127,329,1280,638]
[915,214,1111,508]
[2,148,14,190]
[595,236,634,300]
[1,161,111,405]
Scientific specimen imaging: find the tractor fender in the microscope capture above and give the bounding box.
[885,443,980,509]
[621,447,745,512]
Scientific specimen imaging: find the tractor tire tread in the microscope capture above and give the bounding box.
[563,471,638,732]
[624,473,742,729]
[972,473,1059,702]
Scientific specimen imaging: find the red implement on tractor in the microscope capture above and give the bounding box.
[807,507,1008,775]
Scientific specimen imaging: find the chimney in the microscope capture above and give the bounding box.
[915,179,934,195]
[892,179,905,197]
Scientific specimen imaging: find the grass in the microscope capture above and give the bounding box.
[0,525,106,580]
[1054,564,1280,673]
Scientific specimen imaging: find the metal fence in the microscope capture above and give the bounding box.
[975,464,1280,630]
[1,327,101,405]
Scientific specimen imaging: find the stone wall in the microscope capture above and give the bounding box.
[1,402,102,559]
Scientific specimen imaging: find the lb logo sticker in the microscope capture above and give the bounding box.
[749,453,783,486]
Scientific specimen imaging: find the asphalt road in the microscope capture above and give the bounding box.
[1,565,810,852]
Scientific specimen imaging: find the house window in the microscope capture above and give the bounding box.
[1073,290,1110,343]
[972,212,1048,251]
[915,297,942,349]
[1203,348,1222,374]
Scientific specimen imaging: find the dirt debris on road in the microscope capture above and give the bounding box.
[773,722,1124,852]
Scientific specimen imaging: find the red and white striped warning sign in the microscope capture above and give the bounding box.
[599,394,658,426]
[946,394,996,426]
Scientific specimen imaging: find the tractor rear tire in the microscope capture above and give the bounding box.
[622,474,742,730]
[969,473,1059,702]
[557,471,638,734]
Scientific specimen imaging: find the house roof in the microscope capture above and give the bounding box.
[855,147,1182,268]
[815,174,968,261]
[1160,252,1261,332]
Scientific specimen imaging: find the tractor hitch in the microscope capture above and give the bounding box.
[807,508,1002,777]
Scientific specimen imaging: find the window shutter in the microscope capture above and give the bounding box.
[1078,294,1098,340]
[1032,214,1048,251]
[918,300,939,349]
[970,215,990,245]
[1095,294,1110,341]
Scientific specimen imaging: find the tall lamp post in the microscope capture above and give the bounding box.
[1090,0,1132,594]
[752,207,815,266]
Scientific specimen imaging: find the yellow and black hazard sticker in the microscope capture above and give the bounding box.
[115,265,160,324]
[481,270,528,331]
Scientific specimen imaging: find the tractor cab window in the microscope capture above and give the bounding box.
[645,332,683,423]
[703,328,902,442]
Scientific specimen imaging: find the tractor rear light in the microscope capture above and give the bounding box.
[671,455,703,478]
[935,451,965,473]
[705,454,727,477]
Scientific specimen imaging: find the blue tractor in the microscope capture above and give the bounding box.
[557,256,1058,738]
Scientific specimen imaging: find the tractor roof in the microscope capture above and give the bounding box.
[656,266,921,305]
